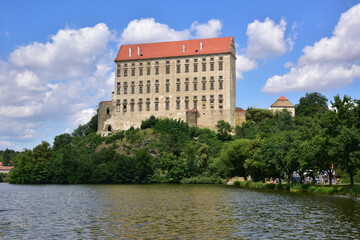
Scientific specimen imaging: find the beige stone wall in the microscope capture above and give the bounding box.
[234,111,246,127]
[99,51,236,132]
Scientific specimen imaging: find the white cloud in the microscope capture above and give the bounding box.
[120,18,223,44]
[263,4,360,93]
[9,23,113,79]
[0,24,115,145]
[236,54,257,79]
[120,18,191,44]
[246,18,288,59]
[191,19,222,39]
[69,108,97,129]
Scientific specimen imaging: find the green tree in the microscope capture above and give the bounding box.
[213,139,250,178]
[330,126,360,186]
[215,120,232,141]
[141,115,158,129]
[53,133,73,151]
[296,92,328,117]
[134,149,154,183]
[245,108,274,123]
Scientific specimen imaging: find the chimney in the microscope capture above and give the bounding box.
[129,47,132,57]
[137,46,141,56]
[182,44,186,53]
[200,41,203,50]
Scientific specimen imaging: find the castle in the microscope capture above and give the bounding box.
[98,37,237,133]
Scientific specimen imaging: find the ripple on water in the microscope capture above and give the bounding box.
[0,183,359,239]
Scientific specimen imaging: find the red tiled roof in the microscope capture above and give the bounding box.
[115,37,234,61]
[278,96,288,101]
[0,166,13,170]
[99,101,112,104]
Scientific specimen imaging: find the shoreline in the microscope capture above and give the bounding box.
[229,180,360,197]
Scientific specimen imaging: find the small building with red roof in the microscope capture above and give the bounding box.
[0,162,14,174]
[270,96,295,116]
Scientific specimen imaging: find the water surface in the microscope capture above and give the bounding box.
[0,183,359,239]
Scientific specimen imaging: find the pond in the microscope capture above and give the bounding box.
[0,183,359,239]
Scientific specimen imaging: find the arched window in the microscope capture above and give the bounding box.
[107,125,112,132]
[106,107,110,115]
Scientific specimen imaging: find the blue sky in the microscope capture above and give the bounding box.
[1,0,360,150]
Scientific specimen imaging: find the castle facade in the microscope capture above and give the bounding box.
[98,37,236,133]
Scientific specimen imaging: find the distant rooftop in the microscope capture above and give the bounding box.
[270,96,294,107]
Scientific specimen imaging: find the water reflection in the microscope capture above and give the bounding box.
[0,183,359,239]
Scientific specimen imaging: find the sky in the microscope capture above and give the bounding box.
[1,0,360,151]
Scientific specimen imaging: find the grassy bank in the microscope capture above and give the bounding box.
[233,181,360,197]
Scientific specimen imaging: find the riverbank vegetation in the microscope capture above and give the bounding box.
[232,181,360,197]
[7,93,360,194]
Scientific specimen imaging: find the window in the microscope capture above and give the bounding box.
[130,99,135,112]
[139,81,143,94]
[165,79,170,92]
[146,98,150,111]
[210,62,214,71]
[147,67,151,75]
[185,96,189,109]
[202,77,206,90]
[155,66,159,75]
[155,80,159,93]
[176,64,180,73]
[201,95,206,109]
[176,79,180,92]
[193,83,197,91]
[117,86,121,95]
[193,96,198,110]
[146,80,151,93]
[202,63,206,72]
[194,63,198,72]
[117,69,121,77]
[219,61,223,71]
[185,64,189,73]
[138,99,143,111]
[210,95,214,109]
[185,82,189,91]
[219,95,223,109]
[131,68,135,76]
[155,98,159,111]
[219,76,223,90]
[176,97,180,110]
[165,97,170,110]
[124,68,128,77]
[106,107,110,115]
[123,99,127,112]
[131,81,135,94]
[210,77,214,90]
[165,65,170,74]
[139,67,143,76]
